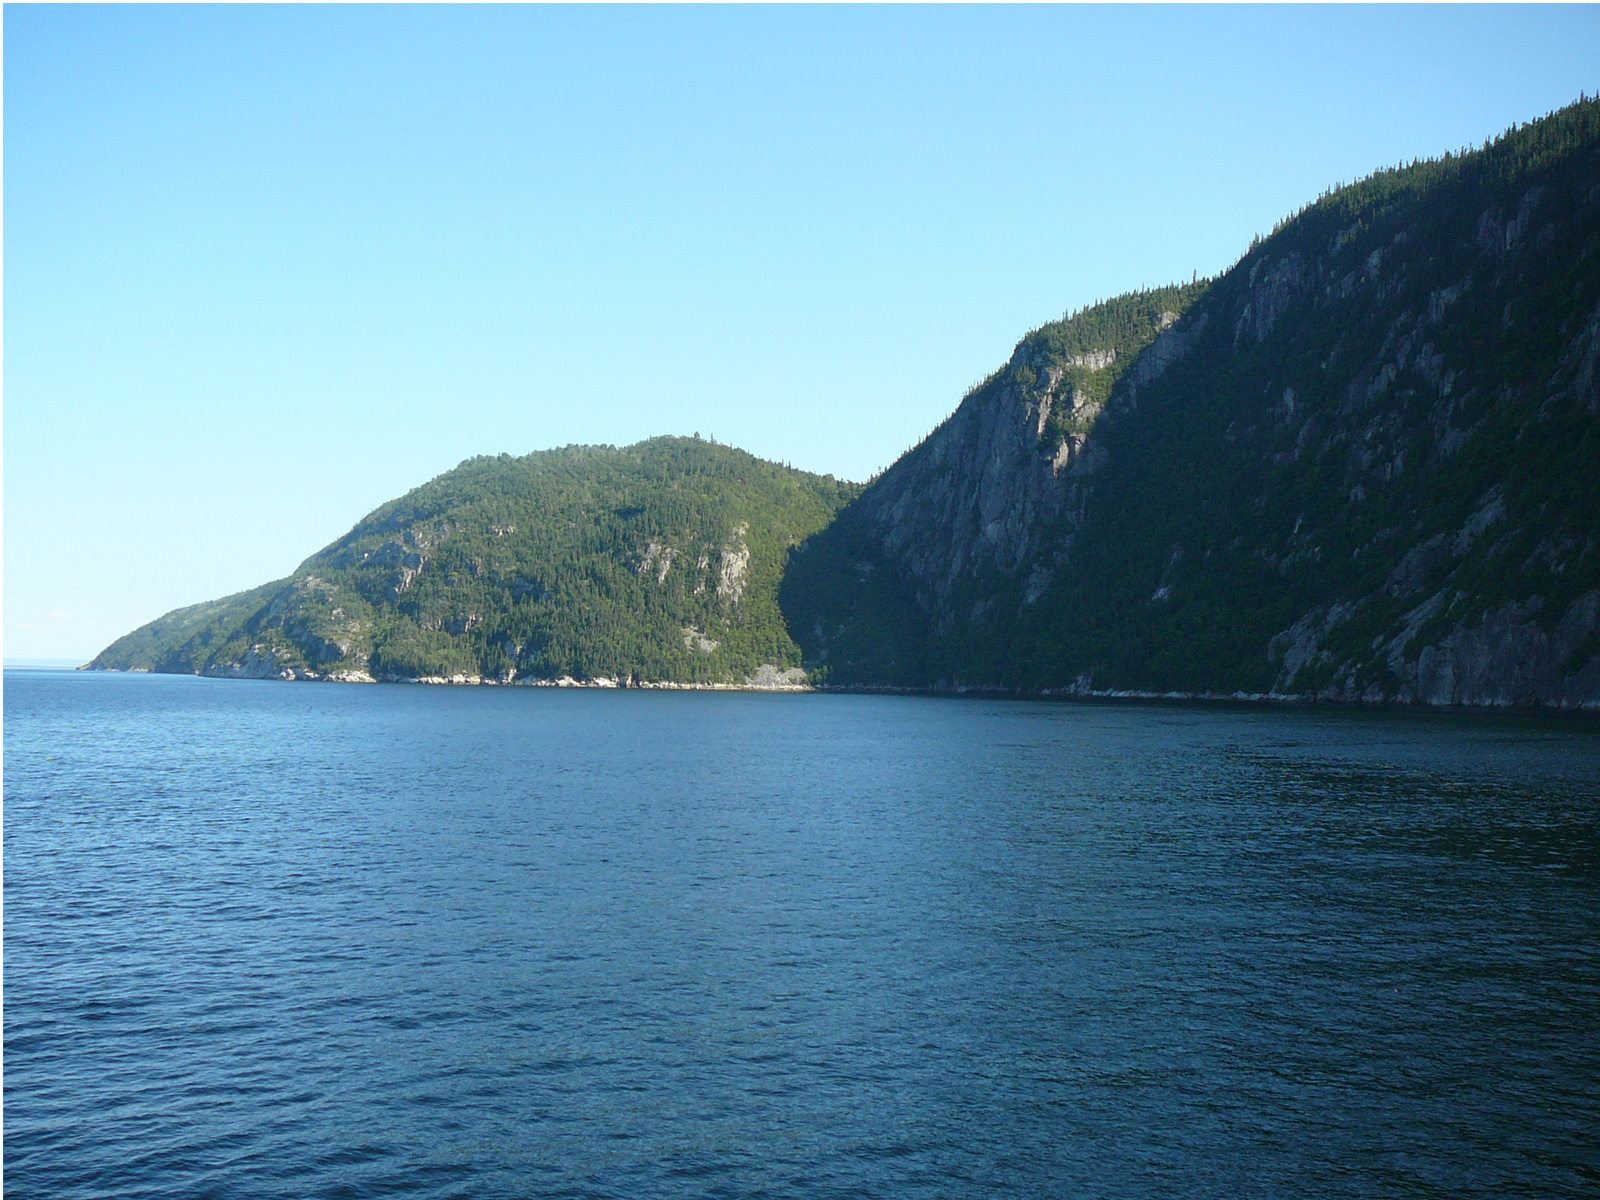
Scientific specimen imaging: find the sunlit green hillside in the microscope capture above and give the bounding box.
[92,437,858,684]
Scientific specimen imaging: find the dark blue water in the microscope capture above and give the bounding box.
[6,670,1599,1198]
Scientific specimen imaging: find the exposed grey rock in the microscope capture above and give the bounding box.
[1269,602,1354,692]
[743,664,810,690]
[1234,253,1304,345]
[1403,591,1600,707]
[638,540,678,582]
[1068,349,1116,370]
[717,523,750,605]
[682,625,720,654]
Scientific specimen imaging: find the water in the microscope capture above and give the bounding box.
[5,670,1599,1198]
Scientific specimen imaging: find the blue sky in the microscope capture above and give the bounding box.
[7,4,1599,660]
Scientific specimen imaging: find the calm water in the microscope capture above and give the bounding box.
[5,670,1599,1198]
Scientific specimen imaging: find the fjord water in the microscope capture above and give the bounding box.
[5,672,1598,1199]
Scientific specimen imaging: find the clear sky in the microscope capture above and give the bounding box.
[7,4,1599,661]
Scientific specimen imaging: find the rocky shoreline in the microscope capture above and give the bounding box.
[833,684,1600,713]
[81,662,1598,710]
[84,663,814,692]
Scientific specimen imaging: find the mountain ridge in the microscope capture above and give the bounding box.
[91,98,1600,709]
[782,96,1600,709]
[89,437,857,687]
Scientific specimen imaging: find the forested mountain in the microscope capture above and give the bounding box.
[93,99,1600,707]
[90,439,857,685]
[782,97,1600,708]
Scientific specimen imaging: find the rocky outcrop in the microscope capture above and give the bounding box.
[89,102,1600,711]
[785,97,1600,709]
[88,438,855,687]
[682,625,720,654]
[716,523,751,605]
[1404,592,1600,707]
[638,540,678,582]
[857,359,1069,600]
[827,285,1210,641]
[1269,591,1600,709]
[201,645,305,681]
[743,663,811,690]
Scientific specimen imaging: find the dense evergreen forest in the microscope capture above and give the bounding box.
[91,438,857,684]
[782,97,1600,707]
[93,98,1600,706]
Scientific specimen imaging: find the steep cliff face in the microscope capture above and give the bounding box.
[784,98,1600,708]
[778,287,1207,685]
[91,102,1600,707]
[856,291,1200,609]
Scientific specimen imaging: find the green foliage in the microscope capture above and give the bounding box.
[92,437,860,683]
[1029,96,1600,696]
[89,581,287,673]
[1032,283,1211,449]
[777,505,933,687]
[782,96,1600,697]
[96,98,1600,701]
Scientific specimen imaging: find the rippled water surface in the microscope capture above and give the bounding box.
[6,670,1599,1198]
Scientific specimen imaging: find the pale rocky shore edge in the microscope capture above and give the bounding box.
[78,663,1599,711]
[82,662,814,692]
[836,683,1600,713]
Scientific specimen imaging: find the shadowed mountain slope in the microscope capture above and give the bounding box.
[781,98,1600,708]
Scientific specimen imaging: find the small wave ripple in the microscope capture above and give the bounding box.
[6,672,1599,1198]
